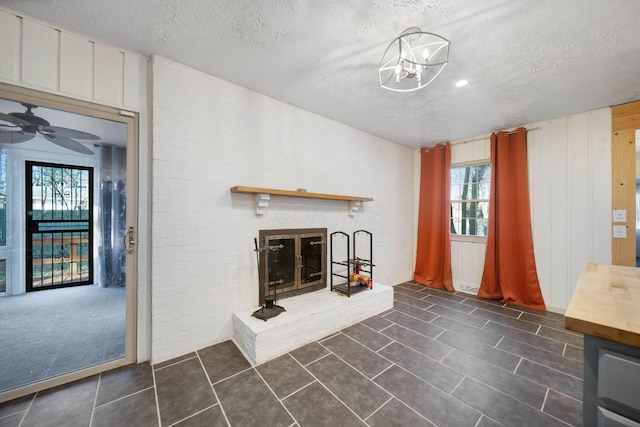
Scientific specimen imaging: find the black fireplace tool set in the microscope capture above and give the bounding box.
[252,237,286,321]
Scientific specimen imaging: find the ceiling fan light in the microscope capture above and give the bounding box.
[0,103,99,155]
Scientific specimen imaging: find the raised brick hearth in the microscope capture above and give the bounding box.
[232,283,393,365]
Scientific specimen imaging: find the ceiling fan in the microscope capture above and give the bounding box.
[0,102,100,155]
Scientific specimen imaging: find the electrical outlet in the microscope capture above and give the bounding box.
[613,225,627,238]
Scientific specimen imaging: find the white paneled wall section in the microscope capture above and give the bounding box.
[0,9,147,111]
[444,108,612,312]
[528,109,611,311]
[0,7,150,360]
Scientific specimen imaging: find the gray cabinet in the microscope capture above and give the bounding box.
[598,408,640,427]
[584,335,640,426]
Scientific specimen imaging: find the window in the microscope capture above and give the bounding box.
[450,163,491,237]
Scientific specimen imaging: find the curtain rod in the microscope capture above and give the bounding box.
[449,126,542,147]
[423,126,543,151]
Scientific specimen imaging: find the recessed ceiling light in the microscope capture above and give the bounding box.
[455,79,468,87]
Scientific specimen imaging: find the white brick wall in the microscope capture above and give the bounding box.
[151,55,414,363]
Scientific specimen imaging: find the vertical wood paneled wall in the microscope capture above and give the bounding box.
[611,101,640,266]
[445,108,612,311]
[0,8,147,111]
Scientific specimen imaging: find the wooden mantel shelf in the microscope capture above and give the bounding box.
[231,186,373,202]
[230,186,373,216]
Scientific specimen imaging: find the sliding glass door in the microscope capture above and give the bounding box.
[0,84,138,398]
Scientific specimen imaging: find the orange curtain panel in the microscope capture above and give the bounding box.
[478,128,546,310]
[414,143,454,291]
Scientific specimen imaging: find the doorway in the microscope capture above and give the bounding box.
[0,84,137,399]
[612,101,640,266]
[26,162,93,291]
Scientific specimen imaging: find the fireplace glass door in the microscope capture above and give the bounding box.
[265,235,297,295]
[260,228,326,303]
[300,235,323,288]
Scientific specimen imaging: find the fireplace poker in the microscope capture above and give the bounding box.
[254,238,272,307]
[254,237,260,268]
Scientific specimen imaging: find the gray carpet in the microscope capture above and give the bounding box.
[0,285,126,393]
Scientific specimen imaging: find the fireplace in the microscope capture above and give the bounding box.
[258,228,327,304]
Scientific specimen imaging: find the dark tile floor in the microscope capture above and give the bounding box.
[0,282,584,426]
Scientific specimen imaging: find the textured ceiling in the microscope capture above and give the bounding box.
[1,0,639,148]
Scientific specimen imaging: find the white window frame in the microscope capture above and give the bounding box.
[450,159,491,242]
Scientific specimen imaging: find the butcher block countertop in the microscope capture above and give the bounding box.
[565,262,640,349]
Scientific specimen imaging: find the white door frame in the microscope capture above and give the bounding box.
[0,83,139,403]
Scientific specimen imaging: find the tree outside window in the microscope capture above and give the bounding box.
[450,164,490,237]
